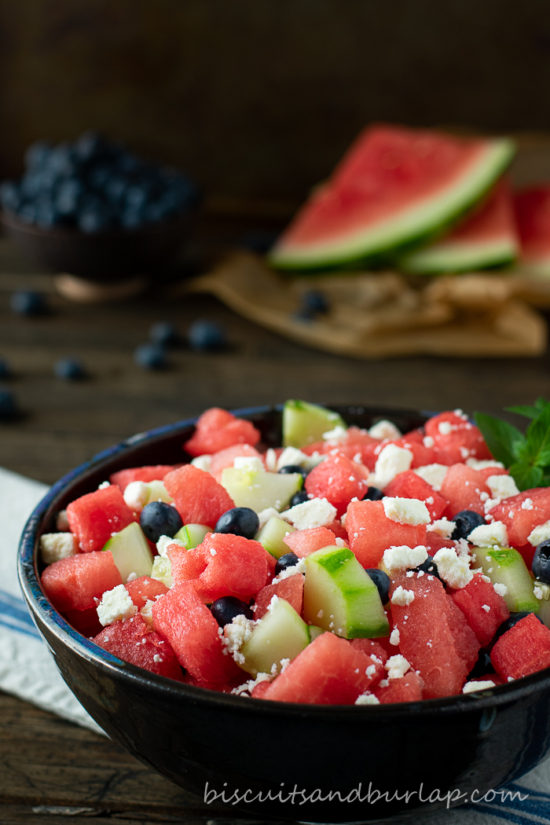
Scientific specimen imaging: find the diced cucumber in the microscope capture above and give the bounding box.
[102,522,153,582]
[256,516,297,558]
[240,597,310,677]
[221,466,302,511]
[308,625,325,641]
[471,546,540,613]
[173,523,210,549]
[535,581,550,628]
[151,555,173,587]
[282,400,346,447]
[145,480,173,505]
[303,546,389,638]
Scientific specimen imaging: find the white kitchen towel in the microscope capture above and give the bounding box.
[1,464,550,822]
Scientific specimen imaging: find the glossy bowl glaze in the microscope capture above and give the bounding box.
[18,405,550,824]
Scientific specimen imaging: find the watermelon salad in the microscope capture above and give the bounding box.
[39,401,550,705]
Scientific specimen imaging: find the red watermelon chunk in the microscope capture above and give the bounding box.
[451,573,510,647]
[425,411,491,465]
[489,487,550,550]
[424,532,457,557]
[283,526,338,558]
[439,464,491,517]
[184,407,261,457]
[66,485,136,552]
[304,454,369,516]
[253,574,304,619]
[125,575,169,610]
[152,582,242,687]
[41,550,122,613]
[163,464,235,527]
[375,670,424,704]
[346,499,427,568]
[384,470,448,519]
[390,572,480,699]
[168,532,272,602]
[261,632,383,704]
[391,431,437,469]
[109,465,175,492]
[93,614,183,680]
[491,613,550,680]
[514,185,550,276]
[350,638,389,665]
[209,444,262,481]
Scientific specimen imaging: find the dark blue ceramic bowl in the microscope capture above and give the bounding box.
[17,405,550,824]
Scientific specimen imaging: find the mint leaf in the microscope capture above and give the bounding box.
[506,398,550,420]
[508,462,544,491]
[473,412,525,467]
[523,405,550,468]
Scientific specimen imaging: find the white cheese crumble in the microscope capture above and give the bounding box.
[221,614,256,664]
[493,582,508,598]
[534,585,545,600]
[373,444,413,489]
[391,586,415,606]
[481,604,491,613]
[97,584,137,626]
[355,692,380,705]
[462,680,496,694]
[385,654,411,680]
[283,497,337,530]
[39,532,78,565]
[486,475,519,501]
[191,454,212,472]
[123,480,149,511]
[468,521,508,548]
[256,507,281,529]
[157,535,186,558]
[413,464,448,491]
[427,517,455,539]
[383,545,428,571]
[55,509,70,531]
[383,497,430,526]
[521,498,534,510]
[276,446,309,469]
[528,520,550,547]
[438,421,453,435]
[322,425,348,442]
[389,627,401,646]
[140,599,155,625]
[466,458,504,471]
[98,480,111,489]
[368,419,401,441]
[433,547,473,589]
[271,558,306,584]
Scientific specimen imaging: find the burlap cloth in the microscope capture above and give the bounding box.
[184,250,550,358]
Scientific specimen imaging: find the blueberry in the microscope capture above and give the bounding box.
[278,464,308,480]
[415,557,442,581]
[0,181,22,213]
[34,196,62,228]
[301,289,329,315]
[10,290,48,316]
[365,568,391,604]
[210,596,253,627]
[74,131,112,164]
[493,611,544,644]
[468,648,495,680]
[56,179,83,217]
[532,540,550,584]
[54,358,87,381]
[134,343,167,370]
[451,510,486,540]
[24,140,52,171]
[289,490,309,507]
[77,198,115,233]
[362,486,384,501]
[275,552,300,575]
[17,202,38,225]
[149,321,181,347]
[0,388,18,419]
[120,206,146,230]
[140,501,183,543]
[188,320,227,352]
[47,143,77,179]
[292,306,317,323]
[214,507,259,539]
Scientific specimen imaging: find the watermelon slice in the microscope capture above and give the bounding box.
[514,185,550,278]
[399,178,519,274]
[269,124,515,271]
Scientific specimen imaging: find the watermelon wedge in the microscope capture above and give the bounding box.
[513,185,550,278]
[399,178,519,274]
[269,125,515,271]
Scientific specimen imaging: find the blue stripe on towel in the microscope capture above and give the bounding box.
[0,614,41,640]
[0,588,39,630]
[471,802,544,825]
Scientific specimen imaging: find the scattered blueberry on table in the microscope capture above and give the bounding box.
[188,319,227,352]
[10,289,48,316]
[149,321,181,348]
[293,288,330,322]
[134,342,168,370]
[54,358,87,381]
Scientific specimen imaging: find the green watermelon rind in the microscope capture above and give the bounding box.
[398,236,519,275]
[269,139,515,271]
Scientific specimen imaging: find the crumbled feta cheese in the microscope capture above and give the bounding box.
[383,545,428,571]
[221,614,256,664]
[373,444,413,489]
[423,435,435,448]
[264,448,278,471]
[97,584,137,626]
[191,454,212,472]
[427,518,455,539]
[123,480,149,511]
[256,508,280,529]
[413,464,448,491]
[468,521,508,547]
[534,581,550,601]
[438,421,453,435]
[534,585,545,600]
[322,425,348,442]
[493,582,508,598]
[355,692,380,705]
[433,547,473,589]
[271,558,306,584]
[157,535,186,558]
[232,671,273,696]
[283,497,337,530]
[383,497,430,526]
[528,520,550,547]
[481,604,491,613]
[391,586,415,606]
[389,627,401,646]
[55,510,70,532]
[462,680,496,694]
[385,654,411,680]
[276,447,309,470]
[466,458,504,471]
[365,664,377,677]
[233,456,265,473]
[98,480,111,489]
[486,475,519,501]
[140,599,155,625]
[521,498,534,511]
[368,419,401,441]
[39,532,78,565]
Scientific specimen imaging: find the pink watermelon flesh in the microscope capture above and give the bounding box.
[450,573,510,648]
[209,443,261,481]
[41,550,122,613]
[439,464,491,517]
[66,485,136,552]
[109,465,176,491]
[304,453,369,516]
[491,613,550,680]
[514,185,550,271]
[489,487,550,549]
[163,464,235,527]
[425,411,492,465]
[184,408,261,457]
[346,499,427,568]
[283,526,338,558]
[375,670,424,704]
[93,614,183,680]
[253,574,304,619]
[383,470,448,519]
[125,575,169,609]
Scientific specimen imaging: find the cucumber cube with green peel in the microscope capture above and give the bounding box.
[256,516,297,558]
[535,581,550,629]
[144,480,173,505]
[282,400,346,447]
[221,465,302,512]
[303,545,389,638]
[173,523,210,549]
[102,521,154,582]
[471,545,540,613]
[240,597,310,677]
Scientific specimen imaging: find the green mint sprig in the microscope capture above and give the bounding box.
[474,398,550,491]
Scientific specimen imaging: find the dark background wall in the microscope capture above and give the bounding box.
[1,0,550,206]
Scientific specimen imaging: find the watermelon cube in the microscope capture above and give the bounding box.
[439,464,491,517]
[304,454,369,517]
[253,573,304,619]
[283,526,338,558]
[209,443,262,481]
[391,431,437,468]
[375,670,424,704]
[346,499,427,568]
[183,407,261,457]
[451,573,510,647]
[152,582,242,686]
[93,614,183,680]
[163,464,235,527]
[491,613,550,680]
[350,637,389,665]
[425,411,491,465]
[489,487,550,550]
[66,484,136,552]
[384,470,448,519]
[125,575,169,609]
[41,550,122,613]
[109,465,176,492]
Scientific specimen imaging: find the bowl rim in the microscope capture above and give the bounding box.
[17,402,550,720]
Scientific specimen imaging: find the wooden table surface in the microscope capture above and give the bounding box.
[2,214,550,825]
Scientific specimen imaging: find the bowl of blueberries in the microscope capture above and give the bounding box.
[0,131,200,282]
